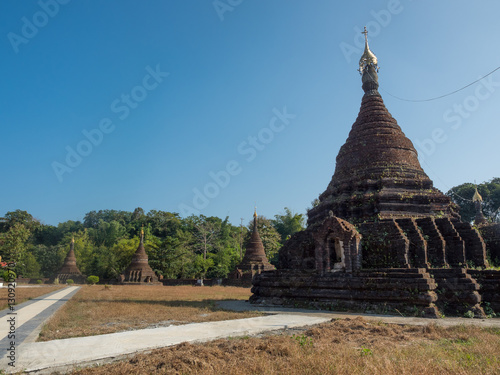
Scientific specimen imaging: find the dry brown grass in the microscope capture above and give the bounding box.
[39,285,260,341]
[71,317,500,375]
[0,285,65,311]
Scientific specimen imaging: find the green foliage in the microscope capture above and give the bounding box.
[0,209,40,232]
[53,277,59,285]
[31,244,66,278]
[86,275,99,285]
[272,207,305,244]
[87,220,128,248]
[0,222,31,266]
[447,178,500,223]
[292,334,313,347]
[19,251,41,278]
[1,270,16,282]
[464,310,475,319]
[359,347,373,356]
[36,279,43,284]
[483,302,497,318]
[0,207,298,281]
[66,279,74,285]
[192,255,214,278]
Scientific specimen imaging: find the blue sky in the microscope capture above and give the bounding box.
[1,0,499,226]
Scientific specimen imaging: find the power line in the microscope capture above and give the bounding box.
[379,66,500,102]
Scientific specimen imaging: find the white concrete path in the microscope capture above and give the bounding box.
[6,314,330,373]
[0,287,79,342]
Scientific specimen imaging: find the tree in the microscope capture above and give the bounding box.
[31,244,66,278]
[0,223,31,267]
[145,210,182,238]
[148,230,194,278]
[87,220,127,247]
[447,178,500,223]
[1,210,40,232]
[86,275,99,285]
[83,210,132,228]
[33,225,60,246]
[187,215,221,260]
[19,252,41,278]
[131,207,145,221]
[272,207,306,244]
[191,254,214,279]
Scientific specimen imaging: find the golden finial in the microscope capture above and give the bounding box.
[359,26,378,74]
[472,186,483,202]
[140,224,144,237]
[254,206,257,218]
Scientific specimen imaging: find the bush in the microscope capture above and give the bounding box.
[66,279,74,285]
[1,270,16,282]
[36,279,43,284]
[53,277,59,285]
[87,275,99,285]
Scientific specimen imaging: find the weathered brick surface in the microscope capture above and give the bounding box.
[121,232,159,283]
[229,213,275,280]
[453,222,489,267]
[251,268,439,317]
[307,90,460,226]
[415,218,447,267]
[429,269,485,317]
[468,270,500,314]
[53,239,86,283]
[396,218,428,267]
[358,220,409,268]
[435,218,466,267]
[479,224,500,266]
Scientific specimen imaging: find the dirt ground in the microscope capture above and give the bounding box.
[69,317,500,375]
[0,285,64,311]
[38,285,261,341]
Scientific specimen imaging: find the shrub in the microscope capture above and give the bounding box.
[53,277,59,285]
[66,279,74,285]
[1,270,16,282]
[36,279,43,284]
[87,275,99,285]
[464,310,475,319]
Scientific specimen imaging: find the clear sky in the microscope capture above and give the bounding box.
[1,0,499,226]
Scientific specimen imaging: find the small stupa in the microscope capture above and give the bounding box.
[54,237,85,283]
[472,187,488,226]
[472,186,500,267]
[230,209,275,280]
[120,228,159,283]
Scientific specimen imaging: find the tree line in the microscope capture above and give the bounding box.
[0,207,305,280]
[0,178,498,280]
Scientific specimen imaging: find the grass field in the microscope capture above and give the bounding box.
[38,285,261,341]
[71,317,500,375]
[0,285,65,311]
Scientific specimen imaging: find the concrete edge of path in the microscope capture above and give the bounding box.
[216,300,500,328]
[10,314,331,374]
[22,286,81,344]
[0,286,71,320]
